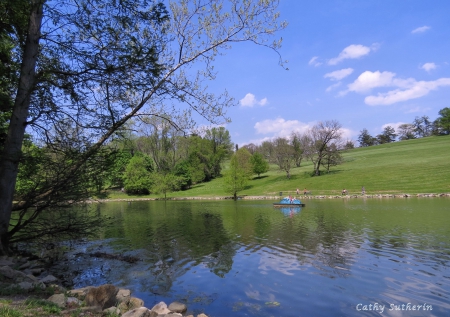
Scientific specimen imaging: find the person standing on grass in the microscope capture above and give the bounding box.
[303,188,307,195]
[362,186,365,195]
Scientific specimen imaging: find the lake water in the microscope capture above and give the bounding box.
[52,198,450,316]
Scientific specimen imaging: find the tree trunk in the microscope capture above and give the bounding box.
[0,0,44,255]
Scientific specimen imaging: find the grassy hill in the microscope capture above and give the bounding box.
[110,135,450,199]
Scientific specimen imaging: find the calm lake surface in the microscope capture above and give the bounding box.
[53,198,450,316]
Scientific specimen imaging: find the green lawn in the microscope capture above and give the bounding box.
[106,135,450,199]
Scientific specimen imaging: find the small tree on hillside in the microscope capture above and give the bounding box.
[377,126,397,144]
[152,172,181,200]
[250,152,269,178]
[358,129,376,147]
[272,137,295,179]
[397,124,416,140]
[223,154,248,200]
[123,154,154,194]
[235,148,253,177]
[305,120,343,176]
[434,107,450,135]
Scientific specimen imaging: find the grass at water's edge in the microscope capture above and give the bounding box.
[102,135,450,200]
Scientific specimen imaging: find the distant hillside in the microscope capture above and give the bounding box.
[108,135,450,199]
[176,135,450,197]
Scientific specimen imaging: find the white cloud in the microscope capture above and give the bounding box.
[328,44,372,65]
[421,62,437,72]
[326,82,342,92]
[347,71,397,93]
[342,70,450,105]
[239,93,268,107]
[308,56,322,67]
[381,122,405,132]
[364,78,450,106]
[254,118,311,138]
[324,68,354,81]
[411,26,430,34]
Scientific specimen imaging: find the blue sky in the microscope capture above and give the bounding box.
[206,1,450,146]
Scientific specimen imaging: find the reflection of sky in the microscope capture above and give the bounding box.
[52,200,450,317]
[258,246,306,276]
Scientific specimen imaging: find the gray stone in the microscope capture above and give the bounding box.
[68,286,93,299]
[48,293,66,308]
[17,281,33,290]
[0,259,14,266]
[168,302,187,313]
[18,262,31,270]
[26,274,39,282]
[66,297,81,308]
[85,284,119,310]
[122,307,152,317]
[40,274,58,284]
[197,314,208,317]
[0,266,19,279]
[28,268,45,275]
[164,313,182,317]
[150,301,171,316]
[129,297,144,309]
[116,288,131,304]
[103,306,121,315]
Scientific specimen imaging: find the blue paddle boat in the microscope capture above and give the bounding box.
[273,196,305,207]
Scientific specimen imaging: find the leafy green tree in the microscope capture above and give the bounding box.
[250,152,269,178]
[0,0,285,254]
[377,126,397,144]
[434,107,450,135]
[205,127,234,176]
[358,129,376,147]
[173,160,193,190]
[235,148,253,178]
[106,150,133,188]
[223,154,248,201]
[152,173,181,200]
[123,154,154,195]
[291,132,305,167]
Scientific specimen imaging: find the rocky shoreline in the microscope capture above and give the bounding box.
[0,255,209,317]
[91,192,450,203]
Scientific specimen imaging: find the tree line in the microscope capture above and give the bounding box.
[358,108,450,147]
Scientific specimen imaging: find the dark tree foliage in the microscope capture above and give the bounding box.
[434,107,450,135]
[358,129,376,147]
[413,116,432,137]
[250,152,269,178]
[377,126,397,144]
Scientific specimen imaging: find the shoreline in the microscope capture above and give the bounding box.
[90,192,450,203]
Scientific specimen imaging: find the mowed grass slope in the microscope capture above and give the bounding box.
[109,135,450,199]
